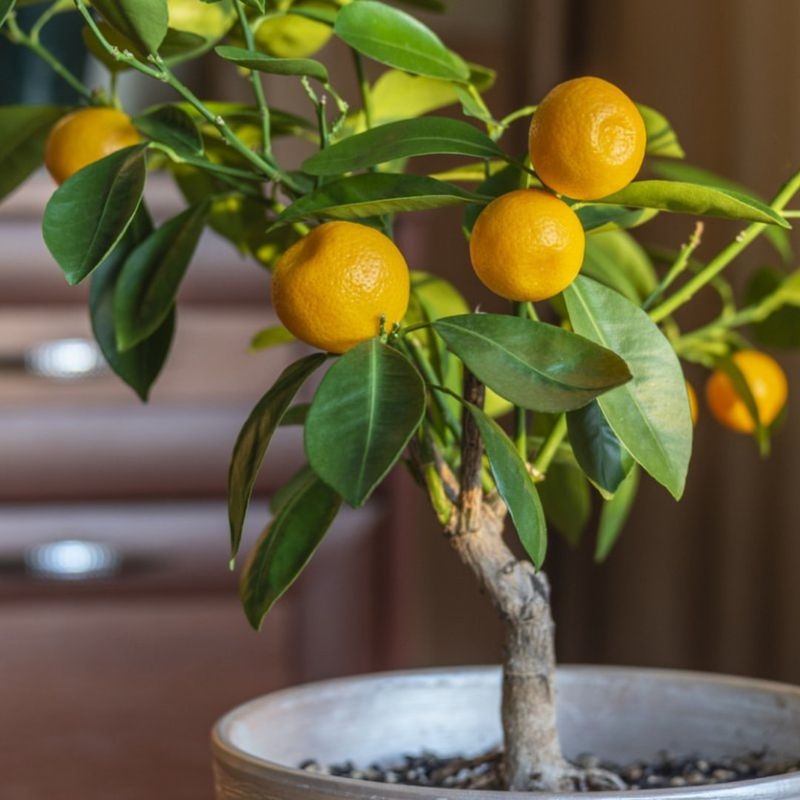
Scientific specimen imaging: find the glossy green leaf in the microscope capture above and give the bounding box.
[269,464,314,516]
[0,0,14,28]
[334,0,468,81]
[279,403,310,427]
[537,463,591,547]
[581,230,658,303]
[0,105,66,203]
[432,314,631,413]
[595,466,639,562]
[135,104,203,157]
[746,268,800,349]
[576,204,659,234]
[240,470,341,629]
[228,353,328,558]
[638,104,685,158]
[596,180,789,228]
[240,0,266,12]
[114,202,209,351]
[250,325,296,351]
[274,173,487,225]
[92,0,168,54]
[304,117,501,176]
[89,207,175,402]
[305,340,426,507]
[564,276,692,499]
[215,45,329,82]
[567,400,634,495]
[43,145,148,286]
[650,159,792,263]
[467,403,547,567]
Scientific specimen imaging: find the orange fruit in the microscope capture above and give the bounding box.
[705,350,788,434]
[529,76,646,200]
[469,188,585,302]
[44,107,142,185]
[686,381,699,426]
[271,221,410,354]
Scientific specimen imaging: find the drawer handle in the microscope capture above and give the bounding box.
[0,338,109,380]
[25,539,122,581]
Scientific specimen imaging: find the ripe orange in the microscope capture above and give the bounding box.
[271,221,410,354]
[469,188,585,302]
[44,107,142,185]
[686,381,699,426]
[529,76,646,201]
[705,350,788,434]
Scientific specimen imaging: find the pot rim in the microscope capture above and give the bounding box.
[211,664,800,799]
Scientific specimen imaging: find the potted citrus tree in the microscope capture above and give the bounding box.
[4,0,800,796]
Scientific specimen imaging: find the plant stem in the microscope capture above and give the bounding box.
[512,302,527,461]
[532,414,567,477]
[73,0,300,192]
[649,170,800,323]
[233,0,272,158]
[642,221,704,311]
[5,12,94,102]
[351,49,373,130]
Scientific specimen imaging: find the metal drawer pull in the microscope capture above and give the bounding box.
[0,338,109,380]
[25,539,122,581]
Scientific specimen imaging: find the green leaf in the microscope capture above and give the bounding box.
[89,206,174,402]
[305,340,426,507]
[537,463,591,547]
[240,470,341,629]
[746,268,800,349]
[466,403,547,567]
[274,173,487,225]
[638,104,685,159]
[269,464,315,516]
[0,0,14,28]
[432,314,631,413]
[135,104,204,157]
[304,117,502,176]
[564,276,692,499]
[92,0,168,54]
[240,0,266,12]
[334,0,468,81]
[0,105,66,203]
[43,145,148,286]
[575,204,659,234]
[581,230,658,303]
[650,159,792,263]
[279,403,310,427]
[228,353,327,559]
[567,400,634,495]
[596,180,789,228]
[250,324,296,351]
[113,202,209,351]
[215,45,329,82]
[595,466,639,562]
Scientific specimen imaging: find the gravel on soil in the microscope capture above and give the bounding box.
[300,749,800,792]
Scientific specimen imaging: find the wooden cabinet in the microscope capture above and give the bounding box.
[0,176,411,799]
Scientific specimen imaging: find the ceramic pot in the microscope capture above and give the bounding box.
[212,666,800,799]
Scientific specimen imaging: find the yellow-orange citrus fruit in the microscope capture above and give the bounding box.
[469,188,585,302]
[529,76,646,200]
[686,381,699,426]
[44,107,141,185]
[705,350,788,434]
[271,221,410,354]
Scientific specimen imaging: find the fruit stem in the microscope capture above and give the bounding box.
[649,168,800,323]
[532,414,567,477]
[233,0,272,159]
[5,11,95,103]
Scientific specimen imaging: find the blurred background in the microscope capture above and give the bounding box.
[3,0,800,798]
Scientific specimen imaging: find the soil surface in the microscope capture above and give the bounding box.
[300,749,800,791]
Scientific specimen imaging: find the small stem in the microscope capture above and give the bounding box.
[30,1,63,39]
[351,49,373,130]
[532,414,567,477]
[6,12,94,102]
[649,170,800,323]
[512,302,527,461]
[499,104,537,129]
[642,222,704,311]
[233,1,272,158]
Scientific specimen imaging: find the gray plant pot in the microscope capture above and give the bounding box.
[212,666,800,799]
